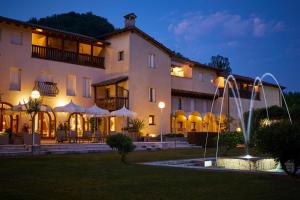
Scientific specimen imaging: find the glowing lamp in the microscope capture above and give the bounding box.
[236,127,242,132]
[31,90,40,99]
[158,101,165,109]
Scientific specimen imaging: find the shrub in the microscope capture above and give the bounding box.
[256,121,300,177]
[106,133,136,163]
[219,132,244,155]
[187,132,218,147]
[127,119,145,133]
[164,133,184,138]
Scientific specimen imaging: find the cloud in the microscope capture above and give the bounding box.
[167,11,285,40]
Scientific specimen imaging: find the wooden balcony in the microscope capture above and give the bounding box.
[219,88,260,100]
[95,97,129,111]
[32,45,105,69]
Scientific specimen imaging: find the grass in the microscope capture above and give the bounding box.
[0,148,299,200]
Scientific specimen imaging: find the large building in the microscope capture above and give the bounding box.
[0,13,282,140]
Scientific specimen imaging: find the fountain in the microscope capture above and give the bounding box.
[203,73,292,171]
[142,73,292,173]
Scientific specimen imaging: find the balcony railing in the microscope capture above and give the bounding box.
[219,88,260,100]
[95,97,129,111]
[32,45,105,69]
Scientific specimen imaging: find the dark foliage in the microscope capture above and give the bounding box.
[256,121,300,176]
[284,92,300,109]
[187,132,218,147]
[28,11,115,37]
[106,134,135,163]
[208,54,232,76]
[164,133,185,138]
[219,132,244,155]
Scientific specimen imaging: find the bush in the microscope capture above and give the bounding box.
[256,121,300,176]
[164,133,184,138]
[187,132,218,147]
[106,133,136,163]
[219,132,244,155]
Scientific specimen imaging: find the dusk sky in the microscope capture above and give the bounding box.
[1,0,299,91]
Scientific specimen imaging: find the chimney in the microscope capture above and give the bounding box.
[124,13,137,28]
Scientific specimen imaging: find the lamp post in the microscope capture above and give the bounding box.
[158,101,165,147]
[30,90,40,146]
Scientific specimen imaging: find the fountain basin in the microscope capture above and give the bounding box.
[216,157,277,171]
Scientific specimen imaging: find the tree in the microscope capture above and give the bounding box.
[284,92,300,109]
[28,12,115,37]
[208,55,232,76]
[106,134,135,163]
[256,121,300,177]
[219,132,243,155]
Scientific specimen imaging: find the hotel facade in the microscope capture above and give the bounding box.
[0,13,282,140]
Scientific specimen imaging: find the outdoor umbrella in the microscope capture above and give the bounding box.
[110,106,137,134]
[53,100,85,113]
[85,104,110,133]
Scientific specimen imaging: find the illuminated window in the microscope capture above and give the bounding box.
[32,33,46,46]
[9,68,21,91]
[149,88,156,102]
[93,46,102,57]
[11,31,23,45]
[148,54,155,68]
[171,66,184,77]
[67,75,76,96]
[79,43,91,55]
[83,77,91,98]
[118,51,124,61]
[110,117,116,132]
[149,115,155,125]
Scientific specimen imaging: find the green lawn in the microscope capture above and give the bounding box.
[0,148,299,200]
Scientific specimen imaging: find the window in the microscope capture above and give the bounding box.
[83,77,91,98]
[9,68,21,91]
[148,54,155,68]
[11,31,23,45]
[118,51,124,61]
[105,88,110,98]
[149,115,155,125]
[198,72,203,82]
[67,75,76,96]
[149,88,156,102]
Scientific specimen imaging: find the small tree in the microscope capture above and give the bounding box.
[24,97,41,145]
[208,55,232,76]
[256,121,300,177]
[219,132,243,155]
[106,134,136,163]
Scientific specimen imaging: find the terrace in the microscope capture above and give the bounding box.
[31,30,105,68]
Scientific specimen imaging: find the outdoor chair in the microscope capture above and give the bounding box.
[94,131,104,143]
[82,131,92,143]
[56,130,67,143]
[68,131,78,143]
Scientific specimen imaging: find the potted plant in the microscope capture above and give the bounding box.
[127,118,145,141]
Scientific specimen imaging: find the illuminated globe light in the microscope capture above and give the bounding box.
[31,90,40,99]
[236,127,242,132]
[158,101,165,109]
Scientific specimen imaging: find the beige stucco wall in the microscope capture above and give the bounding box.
[0,23,106,131]
[128,32,172,136]
[103,32,130,78]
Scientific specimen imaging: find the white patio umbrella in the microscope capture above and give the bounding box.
[53,100,85,113]
[111,106,137,134]
[85,104,110,133]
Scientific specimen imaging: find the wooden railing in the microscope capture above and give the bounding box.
[32,45,105,69]
[95,97,129,111]
[219,88,260,100]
